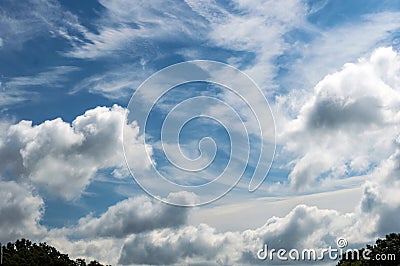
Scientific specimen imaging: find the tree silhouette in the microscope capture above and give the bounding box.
[1,239,109,266]
[338,233,400,266]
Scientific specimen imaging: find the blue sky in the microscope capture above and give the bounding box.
[1,0,400,265]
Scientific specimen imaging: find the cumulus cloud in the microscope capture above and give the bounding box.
[0,181,46,243]
[117,194,400,266]
[23,182,397,266]
[37,192,196,265]
[357,139,400,236]
[0,105,152,200]
[119,223,241,265]
[75,192,196,238]
[279,47,400,190]
[117,203,361,265]
[31,185,392,266]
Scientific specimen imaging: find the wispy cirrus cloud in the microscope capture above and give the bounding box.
[65,0,208,60]
[70,64,151,100]
[0,0,86,50]
[5,66,79,88]
[284,11,400,89]
[0,66,79,107]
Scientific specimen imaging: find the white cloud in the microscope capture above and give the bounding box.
[0,181,46,243]
[279,47,400,190]
[0,105,152,200]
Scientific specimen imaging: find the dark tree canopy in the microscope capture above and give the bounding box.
[338,233,400,266]
[0,239,109,266]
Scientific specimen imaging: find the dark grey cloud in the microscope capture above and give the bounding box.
[306,96,383,130]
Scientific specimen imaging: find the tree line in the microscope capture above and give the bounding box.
[0,239,109,266]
